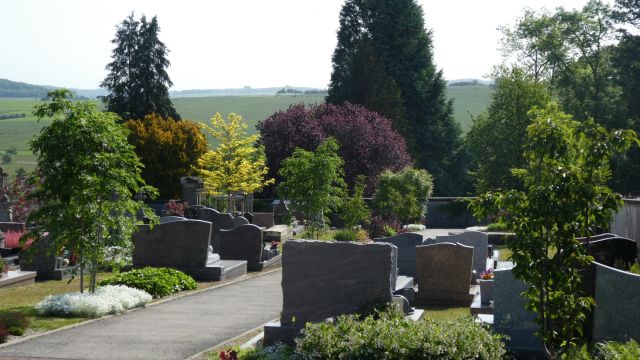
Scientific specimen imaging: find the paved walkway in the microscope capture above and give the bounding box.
[0,270,283,360]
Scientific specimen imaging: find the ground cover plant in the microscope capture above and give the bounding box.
[35,285,152,318]
[0,311,30,336]
[98,267,197,298]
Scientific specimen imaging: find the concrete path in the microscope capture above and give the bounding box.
[0,270,283,360]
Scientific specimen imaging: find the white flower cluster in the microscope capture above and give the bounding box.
[35,285,152,318]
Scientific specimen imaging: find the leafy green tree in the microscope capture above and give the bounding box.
[467,66,550,192]
[123,113,208,199]
[278,138,345,239]
[372,167,433,224]
[340,175,371,231]
[327,0,464,195]
[196,113,274,209]
[25,89,157,293]
[101,13,179,121]
[471,102,637,358]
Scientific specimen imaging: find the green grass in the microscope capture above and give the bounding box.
[420,306,470,321]
[448,85,493,132]
[0,273,112,331]
[0,85,492,179]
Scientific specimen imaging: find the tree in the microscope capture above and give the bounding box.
[471,102,637,358]
[372,167,433,224]
[256,103,411,196]
[123,114,208,199]
[25,89,157,293]
[340,175,370,231]
[101,13,179,121]
[466,66,550,192]
[278,138,345,239]
[196,113,274,209]
[326,0,464,195]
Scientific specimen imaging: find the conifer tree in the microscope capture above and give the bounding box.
[101,13,179,121]
[327,0,464,195]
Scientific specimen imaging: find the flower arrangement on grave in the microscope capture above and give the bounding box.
[270,240,279,250]
[480,268,494,280]
[165,200,187,216]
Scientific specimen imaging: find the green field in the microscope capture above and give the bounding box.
[0,86,492,179]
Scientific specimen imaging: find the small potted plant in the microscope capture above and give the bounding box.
[479,268,494,304]
[270,240,280,255]
[0,259,8,278]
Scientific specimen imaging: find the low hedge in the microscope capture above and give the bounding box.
[98,267,197,298]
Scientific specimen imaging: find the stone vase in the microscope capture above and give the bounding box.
[479,279,494,304]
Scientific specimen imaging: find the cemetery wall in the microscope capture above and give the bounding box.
[426,197,481,228]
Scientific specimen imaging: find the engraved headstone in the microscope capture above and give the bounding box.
[435,230,488,281]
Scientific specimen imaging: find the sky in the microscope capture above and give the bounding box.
[0,0,612,90]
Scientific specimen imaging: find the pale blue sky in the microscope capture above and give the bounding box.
[0,0,609,90]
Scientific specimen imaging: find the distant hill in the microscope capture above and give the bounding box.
[170,86,326,98]
[0,79,54,98]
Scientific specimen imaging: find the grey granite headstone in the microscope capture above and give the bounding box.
[218,224,263,269]
[435,230,488,281]
[374,232,424,276]
[159,216,187,224]
[493,267,543,357]
[233,216,250,227]
[415,242,474,306]
[592,262,640,343]
[280,240,397,325]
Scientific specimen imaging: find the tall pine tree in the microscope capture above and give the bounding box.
[101,13,179,121]
[327,0,464,195]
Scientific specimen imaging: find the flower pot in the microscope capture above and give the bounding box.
[479,279,494,304]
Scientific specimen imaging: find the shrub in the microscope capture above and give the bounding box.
[596,340,640,359]
[257,103,411,196]
[333,229,358,242]
[35,285,152,318]
[373,167,434,223]
[0,323,8,344]
[630,261,640,275]
[367,215,401,239]
[124,114,208,199]
[0,311,30,336]
[296,308,506,359]
[98,267,197,298]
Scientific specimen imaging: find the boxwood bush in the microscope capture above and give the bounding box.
[296,308,506,360]
[98,267,197,298]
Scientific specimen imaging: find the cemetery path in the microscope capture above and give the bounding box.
[0,269,283,360]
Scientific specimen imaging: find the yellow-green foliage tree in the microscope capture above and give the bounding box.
[124,114,208,199]
[197,113,274,207]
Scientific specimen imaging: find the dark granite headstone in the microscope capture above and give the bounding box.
[493,267,544,357]
[586,237,637,268]
[415,242,474,306]
[280,240,396,325]
[218,224,265,270]
[243,212,254,224]
[592,262,640,343]
[435,230,489,281]
[274,201,290,225]
[19,237,75,280]
[374,232,424,276]
[233,216,250,227]
[252,212,275,228]
[185,206,236,252]
[159,216,187,224]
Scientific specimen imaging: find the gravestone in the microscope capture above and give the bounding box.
[252,212,275,228]
[435,230,489,281]
[233,216,250,227]
[218,224,281,271]
[243,212,254,224]
[592,262,640,343]
[19,237,76,280]
[586,236,637,268]
[374,232,424,276]
[185,206,236,252]
[132,219,247,281]
[263,224,291,242]
[264,240,398,345]
[159,216,187,224]
[415,242,474,306]
[273,200,290,225]
[180,176,203,207]
[493,267,544,357]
